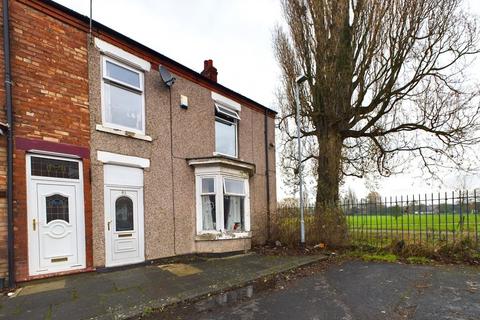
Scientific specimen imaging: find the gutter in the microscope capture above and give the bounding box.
[3,0,15,288]
[264,109,271,241]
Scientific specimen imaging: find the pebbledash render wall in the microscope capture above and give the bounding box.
[1,0,93,281]
[88,39,276,267]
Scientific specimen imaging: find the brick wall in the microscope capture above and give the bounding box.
[0,0,9,284]
[5,0,91,281]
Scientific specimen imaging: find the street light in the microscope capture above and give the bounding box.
[294,74,307,245]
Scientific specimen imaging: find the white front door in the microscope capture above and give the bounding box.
[105,188,144,266]
[27,155,86,276]
[104,165,145,267]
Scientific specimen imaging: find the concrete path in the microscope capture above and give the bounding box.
[0,253,324,320]
[182,260,480,320]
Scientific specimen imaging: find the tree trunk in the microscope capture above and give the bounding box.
[315,131,342,205]
[313,131,348,245]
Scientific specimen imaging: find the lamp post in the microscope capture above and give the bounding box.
[294,74,307,245]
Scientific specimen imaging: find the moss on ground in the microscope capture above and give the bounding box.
[361,253,398,263]
[406,256,431,264]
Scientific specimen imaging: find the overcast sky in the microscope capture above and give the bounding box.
[54,0,480,199]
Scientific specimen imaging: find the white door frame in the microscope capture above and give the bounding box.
[103,164,145,267]
[26,153,86,276]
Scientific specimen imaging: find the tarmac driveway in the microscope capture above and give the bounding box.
[178,260,480,320]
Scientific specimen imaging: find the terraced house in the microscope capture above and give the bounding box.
[0,0,276,288]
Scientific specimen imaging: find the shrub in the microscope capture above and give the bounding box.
[312,204,349,247]
[271,203,349,247]
[386,237,480,264]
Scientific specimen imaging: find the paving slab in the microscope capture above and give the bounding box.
[0,253,324,320]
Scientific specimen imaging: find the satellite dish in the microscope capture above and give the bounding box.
[159,65,176,87]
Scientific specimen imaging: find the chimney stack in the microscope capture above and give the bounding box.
[201,59,217,82]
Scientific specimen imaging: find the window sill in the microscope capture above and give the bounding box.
[195,231,251,241]
[96,124,152,142]
[213,152,238,159]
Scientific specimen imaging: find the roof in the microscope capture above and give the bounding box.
[33,0,277,115]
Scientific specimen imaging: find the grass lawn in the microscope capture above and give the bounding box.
[347,213,480,232]
[275,212,479,247]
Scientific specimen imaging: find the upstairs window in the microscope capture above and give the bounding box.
[215,103,239,158]
[102,57,145,134]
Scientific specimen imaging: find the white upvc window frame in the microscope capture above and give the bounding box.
[101,56,146,135]
[223,177,245,196]
[199,175,217,231]
[195,167,250,238]
[214,103,239,158]
[215,103,241,120]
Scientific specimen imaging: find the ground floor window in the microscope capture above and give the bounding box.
[196,172,250,234]
[200,177,216,230]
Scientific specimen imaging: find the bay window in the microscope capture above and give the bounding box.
[200,177,216,230]
[223,178,245,231]
[195,170,250,236]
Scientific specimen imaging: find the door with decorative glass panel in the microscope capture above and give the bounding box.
[27,154,86,276]
[105,187,144,267]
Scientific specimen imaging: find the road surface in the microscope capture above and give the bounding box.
[156,260,480,320]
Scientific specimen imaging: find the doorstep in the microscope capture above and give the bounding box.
[0,253,326,320]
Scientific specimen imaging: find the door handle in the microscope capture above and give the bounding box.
[107,220,111,231]
[32,218,36,231]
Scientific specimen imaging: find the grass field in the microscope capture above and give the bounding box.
[274,211,480,247]
[347,213,480,232]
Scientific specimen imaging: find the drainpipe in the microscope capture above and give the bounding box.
[264,109,271,242]
[168,86,176,255]
[3,0,15,288]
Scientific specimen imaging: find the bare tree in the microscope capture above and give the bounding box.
[366,191,382,203]
[275,0,480,206]
[366,190,382,211]
[342,187,358,204]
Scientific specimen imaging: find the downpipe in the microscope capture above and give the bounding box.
[264,109,271,241]
[3,0,15,288]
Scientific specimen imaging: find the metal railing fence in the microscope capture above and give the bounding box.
[274,190,480,249]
